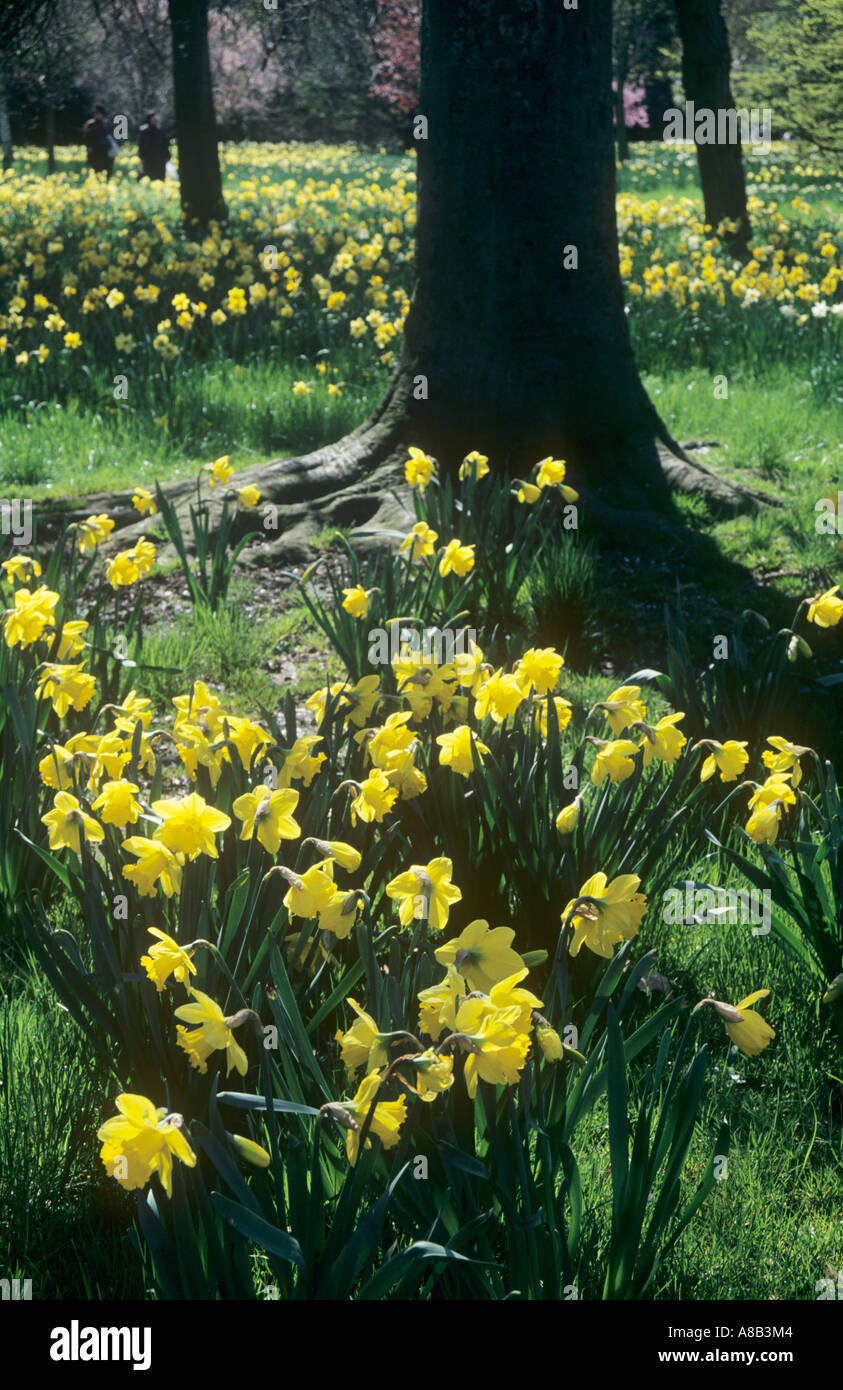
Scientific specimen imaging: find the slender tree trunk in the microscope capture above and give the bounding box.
[45,101,56,174]
[0,65,12,170]
[168,0,226,225]
[673,0,751,255]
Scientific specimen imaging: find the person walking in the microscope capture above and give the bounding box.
[138,111,169,182]
[82,103,116,179]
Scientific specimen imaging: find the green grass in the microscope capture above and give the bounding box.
[129,576,331,716]
[0,955,146,1298]
[2,357,387,499]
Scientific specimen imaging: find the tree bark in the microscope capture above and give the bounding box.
[168,0,227,225]
[0,65,12,170]
[354,0,682,500]
[673,0,751,256]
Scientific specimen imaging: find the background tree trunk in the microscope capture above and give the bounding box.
[673,0,751,255]
[0,65,13,169]
[168,0,226,225]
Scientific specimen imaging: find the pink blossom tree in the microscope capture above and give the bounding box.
[367,0,419,125]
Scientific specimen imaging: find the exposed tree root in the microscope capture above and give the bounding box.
[36,426,776,572]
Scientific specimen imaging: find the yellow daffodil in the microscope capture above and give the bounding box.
[280,735,326,787]
[762,736,809,787]
[341,584,372,619]
[98,1093,196,1198]
[35,662,97,717]
[514,646,564,696]
[417,964,466,1040]
[454,1000,532,1099]
[206,455,233,488]
[435,724,490,777]
[399,521,438,561]
[404,446,436,491]
[555,800,580,834]
[283,859,337,919]
[806,585,843,628]
[1,555,41,583]
[639,711,687,766]
[232,785,301,853]
[41,791,104,855]
[335,999,391,1076]
[90,779,142,829]
[54,619,88,661]
[140,928,197,993]
[590,738,640,786]
[230,1135,271,1168]
[77,514,114,554]
[151,792,231,860]
[699,739,750,783]
[386,856,462,932]
[121,836,183,898]
[3,585,59,648]
[474,668,525,723]
[350,768,398,825]
[105,550,140,589]
[459,451,490,481]
[439,539,475,577]
[516,481,541,504]
[702,990,775,1056]
[598,685,647,735]
[342,1069,407,1166]
[411,1048,455,1099]
[132,487,157,517]
[175,987,249,1076]
[434,919,525,994]
[563,871,647,959]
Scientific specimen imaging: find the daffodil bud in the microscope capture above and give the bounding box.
[555,800,580,834]
[535,1022,565,1062]
[230,1134,271,1168]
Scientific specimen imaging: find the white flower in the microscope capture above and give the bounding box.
[742,288,761,307]
[812,301,829,318]
[779,305,797,319]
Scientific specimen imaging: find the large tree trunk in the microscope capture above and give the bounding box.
[168,0,226,225]
[0,65,13,170]
[673,0,751,256]
[395,0,672,492]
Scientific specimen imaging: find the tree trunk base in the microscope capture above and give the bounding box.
[36,423,775,571]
